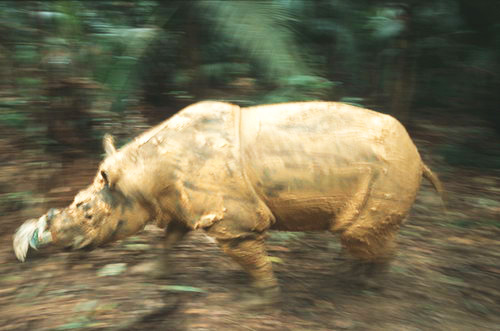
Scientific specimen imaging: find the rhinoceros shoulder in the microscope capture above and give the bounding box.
[175,101,239,121]
[130,101,240,148]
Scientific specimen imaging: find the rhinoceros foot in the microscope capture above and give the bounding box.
[234,286,282,310]
[335,258,391,289]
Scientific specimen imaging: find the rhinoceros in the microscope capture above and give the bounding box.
[13,101,443,301]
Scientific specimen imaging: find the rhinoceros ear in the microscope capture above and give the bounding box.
[103,134,116,156]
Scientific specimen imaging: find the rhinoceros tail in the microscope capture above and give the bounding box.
[422,163,447,213]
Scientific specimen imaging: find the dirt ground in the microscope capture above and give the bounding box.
[0,117,499,330]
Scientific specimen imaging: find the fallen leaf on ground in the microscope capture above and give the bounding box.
[160,285,206,293]
[97,263,127,277]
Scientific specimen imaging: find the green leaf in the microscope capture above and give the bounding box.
[97,302,119,311]
[340,97,365,108]
[124,243,151,251]
[73,300,99,312]
[97,263,127,277]
[268,256,284,264]
[0,111,29,129]
[159,285,206,293]
[439,275,467,287]
[56,318,91,330]
[197,1,312,82]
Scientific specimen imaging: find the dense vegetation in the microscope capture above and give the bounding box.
[2,1,498,222]
[0,0,499,152]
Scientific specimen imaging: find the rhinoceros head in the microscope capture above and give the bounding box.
[13,135,154,261]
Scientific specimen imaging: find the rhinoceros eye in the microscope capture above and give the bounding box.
[101,171,109,186]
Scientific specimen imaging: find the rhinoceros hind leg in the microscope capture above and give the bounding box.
[339,207,405,263]
[152,220,191,279]
[335,258,391,289]
[337,199,411,286]
[217,235,280,304]
[329,165,377,233]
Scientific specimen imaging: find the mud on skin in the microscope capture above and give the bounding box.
[13,101,444,303]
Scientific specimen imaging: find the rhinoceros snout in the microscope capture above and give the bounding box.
[13,209,58,262]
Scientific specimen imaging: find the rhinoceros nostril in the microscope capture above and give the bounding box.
[76,202,92,212]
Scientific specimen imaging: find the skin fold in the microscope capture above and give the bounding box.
[13,101,444,302]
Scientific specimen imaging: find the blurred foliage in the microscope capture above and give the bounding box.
[0,191,33,216]
[0,0,498,165]
[439,142,500,169]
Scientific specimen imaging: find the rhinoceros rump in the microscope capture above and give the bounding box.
[13,101,443,300]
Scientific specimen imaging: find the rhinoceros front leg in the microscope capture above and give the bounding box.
[217,235,279,304]
[152,220,191,279]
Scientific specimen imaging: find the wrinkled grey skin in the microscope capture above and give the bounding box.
[13,101,444,303]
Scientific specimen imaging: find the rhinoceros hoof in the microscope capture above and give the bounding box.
[231,285,281,310]
[237,291,281,310]
[336,260,390,289]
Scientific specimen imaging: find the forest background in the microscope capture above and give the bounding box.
[0,1,499,330]
[1,1,499,152]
